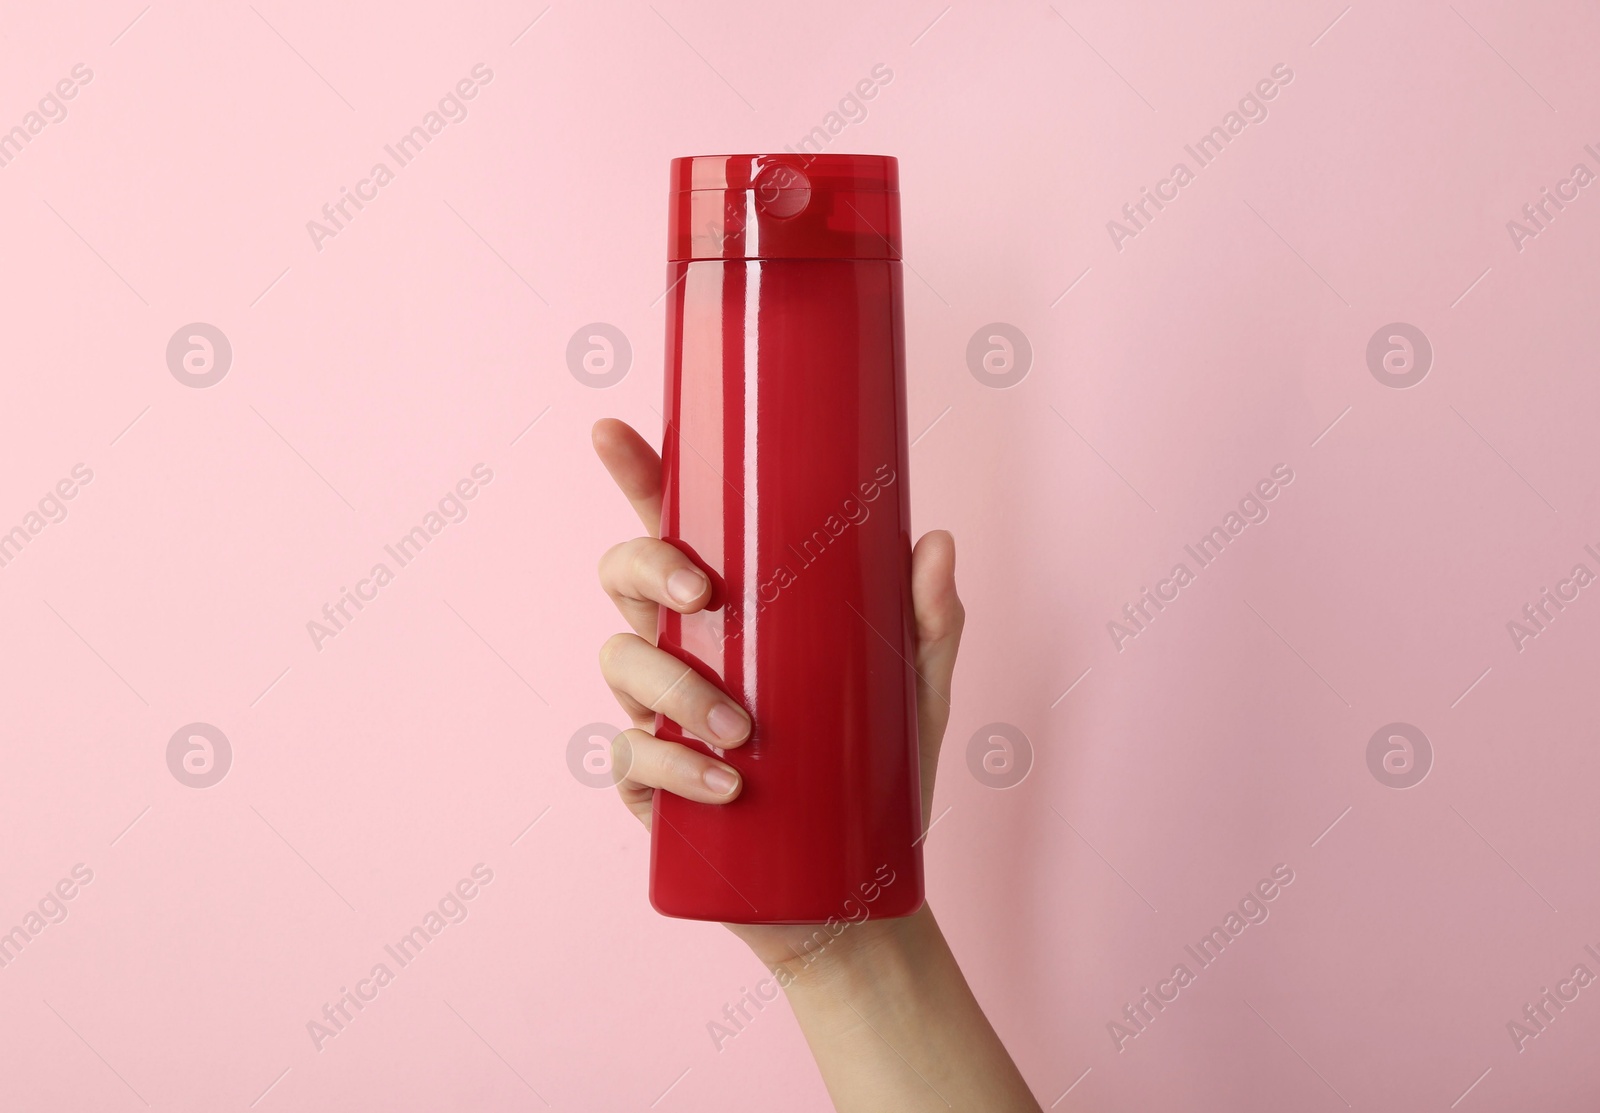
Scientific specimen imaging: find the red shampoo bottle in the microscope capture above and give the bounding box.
[651,154,922,923]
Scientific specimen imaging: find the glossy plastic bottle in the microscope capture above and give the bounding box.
[651,153,922,924]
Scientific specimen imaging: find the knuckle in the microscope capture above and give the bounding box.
[598,541,626,579]
[598,632,636,673]
[609,731,635,783]
[599,538,646,585]
[630,539,667,584]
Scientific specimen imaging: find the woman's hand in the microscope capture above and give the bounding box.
[593,417,1040,1112]
[591,417,965,970]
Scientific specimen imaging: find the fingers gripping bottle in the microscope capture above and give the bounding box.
[651,154,923,923]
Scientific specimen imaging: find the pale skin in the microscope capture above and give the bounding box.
[593,419,1042,1113]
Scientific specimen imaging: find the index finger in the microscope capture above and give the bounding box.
[592,418,663,536]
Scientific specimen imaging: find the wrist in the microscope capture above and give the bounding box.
[771,902,937,999]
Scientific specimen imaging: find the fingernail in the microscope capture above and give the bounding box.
[703,765,739,796]
[707,703,749,743]
[667,569,708,605]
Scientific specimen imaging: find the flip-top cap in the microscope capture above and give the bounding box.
[667,153,901,262]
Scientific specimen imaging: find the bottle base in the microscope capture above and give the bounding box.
[649,884,925,925]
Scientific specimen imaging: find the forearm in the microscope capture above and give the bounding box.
[775,905,1042,1113]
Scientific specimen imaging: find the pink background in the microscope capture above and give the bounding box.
[2,0,1598,1109]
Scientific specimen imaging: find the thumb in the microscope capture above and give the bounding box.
[910,530,964,807]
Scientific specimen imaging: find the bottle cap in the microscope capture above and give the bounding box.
[667,153,900,262]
